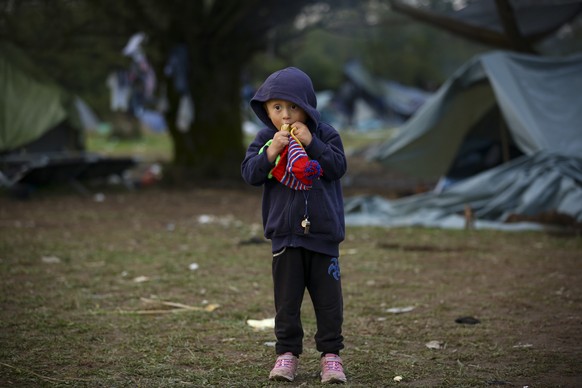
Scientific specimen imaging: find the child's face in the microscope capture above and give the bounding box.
[265,100,308,130]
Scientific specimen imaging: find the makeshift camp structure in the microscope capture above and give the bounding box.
[0,42,136,192]
[345,51,582,230]
[331,60,432,130]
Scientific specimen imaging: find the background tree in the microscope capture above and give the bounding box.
[388,0,582,55]
[7,1,577,184]
[1,0,366,182]
[84,0,333,182]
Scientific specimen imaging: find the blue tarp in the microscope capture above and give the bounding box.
[346,51,582,229]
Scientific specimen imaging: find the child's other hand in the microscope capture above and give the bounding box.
[266,130,290,163]
[292,122,312,146]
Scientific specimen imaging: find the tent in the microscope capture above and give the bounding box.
[0,41,135,190]
[0,41,84,154]
[332,60,432,130]
[345,51,582,230]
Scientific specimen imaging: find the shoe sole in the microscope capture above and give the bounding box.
[269,373,295,382]
[321,375,347,384]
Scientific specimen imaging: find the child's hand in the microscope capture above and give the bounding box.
[266,130,290,163]
[291,122,312,146]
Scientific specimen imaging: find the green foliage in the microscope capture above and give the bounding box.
[4,0,578,180]
[273,10,488,92]
[0,0,127,113]
[293,29,356,90]
[86,132,172,162]
[1,0,486,116]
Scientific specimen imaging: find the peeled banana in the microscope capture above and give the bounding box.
[280,124,305,149]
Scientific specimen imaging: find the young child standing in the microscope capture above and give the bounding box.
[241,67,347,384]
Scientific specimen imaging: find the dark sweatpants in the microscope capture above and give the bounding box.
[272,247,344,356]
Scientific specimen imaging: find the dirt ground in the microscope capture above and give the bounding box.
[0,154,581,387]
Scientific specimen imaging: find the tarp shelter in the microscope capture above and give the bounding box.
[0,41,84,153]
[345,51,582,230]
[332,60,432,130]
[0,41,135,190]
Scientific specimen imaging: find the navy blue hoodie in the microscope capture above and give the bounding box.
[241,67,347,257]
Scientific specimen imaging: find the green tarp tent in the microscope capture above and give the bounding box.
[0,41,83,154]
[0,42,135,190]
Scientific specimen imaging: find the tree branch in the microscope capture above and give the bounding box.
[388,0,518,50]
[494,0,536,53]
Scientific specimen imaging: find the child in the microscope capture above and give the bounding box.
[241,67,347,384]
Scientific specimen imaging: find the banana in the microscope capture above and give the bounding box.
[280,124,305,150]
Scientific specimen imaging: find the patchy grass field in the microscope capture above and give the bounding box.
[1,184,581,387]
[2,130,581,386]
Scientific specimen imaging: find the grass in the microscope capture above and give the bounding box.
[86,131,172,162]
[1,130,581,386]
[1,188,581,387]
[85,127,396,163]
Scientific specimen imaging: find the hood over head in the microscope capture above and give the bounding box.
[250,67,320,132]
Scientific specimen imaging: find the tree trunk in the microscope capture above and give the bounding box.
[166,45,245,183]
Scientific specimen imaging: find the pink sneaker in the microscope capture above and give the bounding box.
[320,354,347,384]
[269,352,298,382]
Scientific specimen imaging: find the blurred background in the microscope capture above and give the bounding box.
[1,0,581,187]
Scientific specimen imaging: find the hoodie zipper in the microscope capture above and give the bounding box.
[287,190,296,247]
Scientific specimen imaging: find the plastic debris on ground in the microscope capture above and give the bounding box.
[513,343,533,348]
[247,317,275,330]
[386,306,415,314]
[41,255,61,264]
[425,340,445,349]
[139,163,163,186]
[197,214,239,227]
